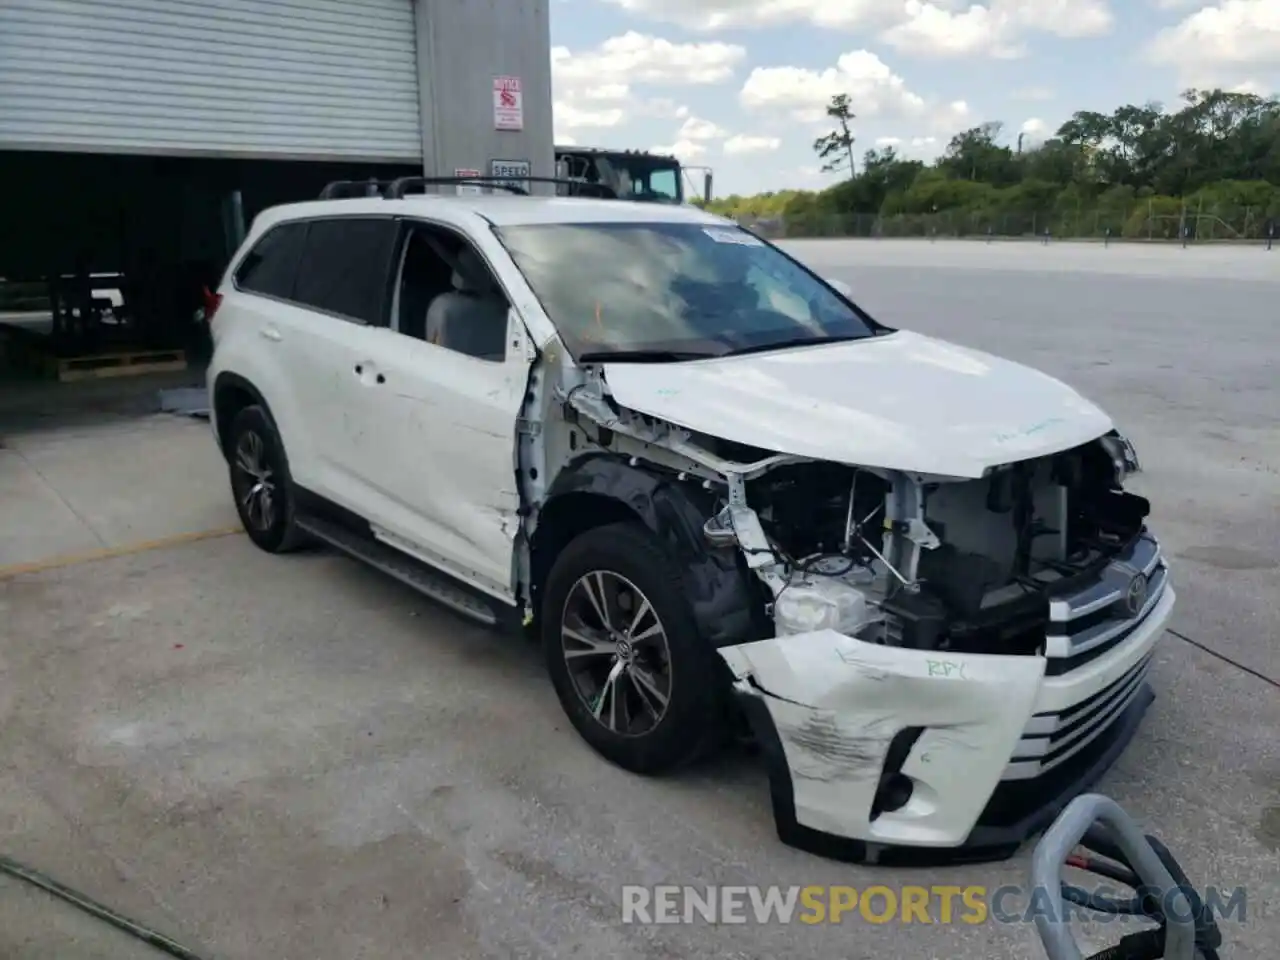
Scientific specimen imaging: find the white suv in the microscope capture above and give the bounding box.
[207,178,1173,864]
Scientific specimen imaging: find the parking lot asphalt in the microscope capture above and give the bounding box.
[2,241,1278,959]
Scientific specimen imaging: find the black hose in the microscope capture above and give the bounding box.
[0,854,210,960]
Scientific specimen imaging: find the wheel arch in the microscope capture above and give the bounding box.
[529,453,771,648]
[212,372,273,461]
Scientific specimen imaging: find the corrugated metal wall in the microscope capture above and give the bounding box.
[0,0,423,162]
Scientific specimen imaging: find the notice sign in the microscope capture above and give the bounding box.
[454,168,482,196]
[493,75,524,131]
[490,159,531,195]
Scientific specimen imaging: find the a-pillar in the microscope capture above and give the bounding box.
[413,0,555,193]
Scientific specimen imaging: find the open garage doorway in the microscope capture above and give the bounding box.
[0,150,418,420]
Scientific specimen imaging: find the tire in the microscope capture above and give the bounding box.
[226,404,307,554]
[541,521,727,774]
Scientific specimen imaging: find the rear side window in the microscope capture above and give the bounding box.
[234,221,307,299]
[292,217,399,325]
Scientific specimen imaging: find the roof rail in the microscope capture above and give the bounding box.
[384,175,618,200]
[319,175,619,201]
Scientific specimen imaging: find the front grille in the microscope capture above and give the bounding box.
[1043,533,1167,675]
[1003,652,1153,781]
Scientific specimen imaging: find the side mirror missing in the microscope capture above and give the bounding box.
[826,277,853,297]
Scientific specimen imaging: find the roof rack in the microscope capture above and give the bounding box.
[385,175,617,199]
[317,176,618,201]
[318,178,400,199]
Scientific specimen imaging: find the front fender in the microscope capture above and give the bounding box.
[544,454,770,649]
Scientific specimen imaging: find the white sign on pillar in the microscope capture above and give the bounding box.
[454,168,482,195]
[493,76,524,131]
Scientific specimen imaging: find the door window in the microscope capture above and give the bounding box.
[292,217,399,325]
[234,221,307,300]
[393,223,510,361]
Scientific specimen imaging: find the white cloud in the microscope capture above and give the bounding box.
[582,83,631,101]
[1020,117,1046,135]
[872,134,943,159]
[679,116,728,139]
[650,139,708,160]
[554,101,626,130]
[556,133,578,145]
[603,0,1114,59]
[740,50,927,123]
[1229,79,1268,94]
[552,32,745,142]
[883,0,1113,58]
[1147,0,1280,70]
[552,31,746,91]
[723,134,782,153]
[602,0,900,32]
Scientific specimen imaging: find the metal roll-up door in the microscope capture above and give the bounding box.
[0,0,423,162]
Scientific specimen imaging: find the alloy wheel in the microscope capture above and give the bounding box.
[234,430,277,531]
[560,570,673,737]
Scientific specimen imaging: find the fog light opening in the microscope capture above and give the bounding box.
[871,772,915,818]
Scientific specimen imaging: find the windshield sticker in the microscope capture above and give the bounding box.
[703,227,764,246]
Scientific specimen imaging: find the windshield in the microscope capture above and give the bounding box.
[494,221,882,361]
[621,163,681,203]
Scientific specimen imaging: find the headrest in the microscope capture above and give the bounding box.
[451,247,490,294]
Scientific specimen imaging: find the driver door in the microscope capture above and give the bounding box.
[343,216,533,602]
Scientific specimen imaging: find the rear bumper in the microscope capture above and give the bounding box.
[719,581,1174,865]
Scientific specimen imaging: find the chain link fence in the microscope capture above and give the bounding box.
[737,201,1280,244]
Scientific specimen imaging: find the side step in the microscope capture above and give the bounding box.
[296,514,500,626]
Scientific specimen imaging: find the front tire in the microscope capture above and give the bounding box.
[227,405,306,554]
[541,522,726,774]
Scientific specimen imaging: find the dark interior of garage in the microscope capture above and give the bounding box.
[0,150,418,382]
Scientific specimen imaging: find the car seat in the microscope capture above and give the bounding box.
[423,247,509,360]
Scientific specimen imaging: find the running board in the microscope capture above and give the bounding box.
[296,514,500,626]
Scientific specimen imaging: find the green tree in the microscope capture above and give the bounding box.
[724,86,1280,240]
[812,93,857,177]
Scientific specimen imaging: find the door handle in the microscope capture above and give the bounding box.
[260,327,282,342]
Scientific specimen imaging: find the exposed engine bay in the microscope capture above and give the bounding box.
[721,435,1149,655]
[554,381,1147,655]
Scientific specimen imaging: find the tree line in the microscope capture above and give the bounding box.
[704,88,1280,241]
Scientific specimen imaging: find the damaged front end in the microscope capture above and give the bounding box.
[552,374,1172,864]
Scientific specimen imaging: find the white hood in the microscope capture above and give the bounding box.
[601,330,1113,478]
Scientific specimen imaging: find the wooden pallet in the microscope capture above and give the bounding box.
[55,349,187,382]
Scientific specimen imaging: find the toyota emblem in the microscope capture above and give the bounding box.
[1122,575,1148,618]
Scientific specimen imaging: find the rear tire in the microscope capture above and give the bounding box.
[227,405,307,554]
[541,522,727,774]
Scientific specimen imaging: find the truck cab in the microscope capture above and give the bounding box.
[554,147,711,205]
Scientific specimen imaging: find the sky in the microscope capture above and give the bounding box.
[548,0,1280,197]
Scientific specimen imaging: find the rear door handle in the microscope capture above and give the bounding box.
[260,327,282,342]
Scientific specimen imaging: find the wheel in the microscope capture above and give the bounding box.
[227,405,307,553]
[541,522,727,774]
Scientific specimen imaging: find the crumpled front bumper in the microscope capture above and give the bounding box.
[718,583,1175,865]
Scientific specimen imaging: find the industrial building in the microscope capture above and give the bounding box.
[0,0,554,375]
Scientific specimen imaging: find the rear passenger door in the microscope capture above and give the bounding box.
[283,216,400,505]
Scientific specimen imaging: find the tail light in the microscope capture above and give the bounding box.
[201,285,223,322]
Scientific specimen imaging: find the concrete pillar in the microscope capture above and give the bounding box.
[413,0,555,193]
